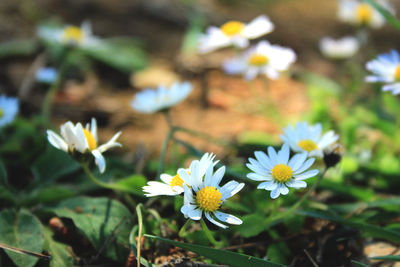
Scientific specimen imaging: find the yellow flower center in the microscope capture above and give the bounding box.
[83,129,97,151]
[356,4,372,24]
[62,26,84,44]
[271,164,293,183]
[395,65,400,80]
[170,174,184,188]
[196,186,222,212]
[249,54,269,66]
[0,107,3,118]
[298,139,318,152]
[220,21,244,36]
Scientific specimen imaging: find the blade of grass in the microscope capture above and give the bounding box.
[370,255,400,261]
[145,234,286,267]
[351,260,370,267]
[297,210,400,244]
[363,0,400,31]
[128,225,157,267]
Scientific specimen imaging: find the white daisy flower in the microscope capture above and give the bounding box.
[0,95,19,129]
[198,15,274,54]
[319,36,359,59]
[47,118,122,173]
[131,82,193,114]
[337,0,393,28]
[223,40,296,80]
[281,122,339,158]
[38,21,101,47]
[143,153,218,197]
[179,159,244,229]
[247,144,319,199]
[365,50,400,94]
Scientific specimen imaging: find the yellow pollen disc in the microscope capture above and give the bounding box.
[298,139,318,152]
[395,65,400,80]
[356,4,372,24]
[83,129,97,151]
[62,26,84,44]
[220,21,244,36]
[271,164,293,183]
[0,108,3,118]
[196,186,222,212]
[170,174,184,188]
[249,54,269,66]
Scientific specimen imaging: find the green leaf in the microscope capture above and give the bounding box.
[48,197,133,262]
[236,214,268,238]
[23,185,78,206]
[0,39,38,58]
[363,0,400,31]
[370,255,400,261]
[43,227,74,267]
[31,145,80,186]
[111,175,147,196]
[319,180,375,201]
[81,39,147,72]
[297,210,400,243]
[0,209,45,267]
[266,230,290,265]
[145,234,285,267]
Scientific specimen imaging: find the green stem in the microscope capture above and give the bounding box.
[174,126,233,148]
[41,50,70,122]
[266,167,329,225]
[157,126,176,179]
[136,204,144,267]
[81,163,120,191]
[178,219,191,238]
[200,219,222,247]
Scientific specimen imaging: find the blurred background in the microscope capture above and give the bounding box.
[1,0,400,157]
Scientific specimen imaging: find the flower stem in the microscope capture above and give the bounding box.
[200,219,222,248]
[174,126,233,148]
[266,167,329,225]
[136,204,144,267]
[157,125,176,179]
[178,219,191,238]
[41,50,70,122]
[81,163,119,191]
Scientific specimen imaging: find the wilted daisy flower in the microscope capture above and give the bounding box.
[179,158,244,228]
[0,95,19,129]
[143,153,218,197]
[319,36,359,59]
[198,15,274,54]
[38,21,101,47]
[281,122,339,158]
[365,50,400,94]
[131,82,193,114]
[337,0,393,28]
[247,144,319,199]
[223,40,296,80]
[47,118,121,173]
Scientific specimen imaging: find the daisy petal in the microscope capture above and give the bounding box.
[214,211,242,225]
[205,212,227,229]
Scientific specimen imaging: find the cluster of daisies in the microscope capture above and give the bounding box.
[198,15,296,81]
[319,0,394,60]
[143,121,339,228]
[315,0,400,95]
